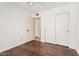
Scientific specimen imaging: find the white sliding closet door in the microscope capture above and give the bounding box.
[55,12,69,46]
[45,13,55,43]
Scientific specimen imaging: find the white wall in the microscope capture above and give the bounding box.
[0,3,34,52]
[76,3,79,54]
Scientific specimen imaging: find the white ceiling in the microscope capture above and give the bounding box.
[12,2,76,14]
[36,2,74,10]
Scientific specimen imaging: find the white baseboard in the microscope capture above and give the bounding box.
[76,49,79,55]
[0,39,34,53]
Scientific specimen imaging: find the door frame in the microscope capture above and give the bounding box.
[55,12,70,46]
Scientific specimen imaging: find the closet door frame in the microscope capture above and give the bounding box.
[55,12,70,46]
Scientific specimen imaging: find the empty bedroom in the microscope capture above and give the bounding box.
[0,2,79,56]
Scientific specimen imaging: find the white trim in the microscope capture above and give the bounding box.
[0,39,34,53]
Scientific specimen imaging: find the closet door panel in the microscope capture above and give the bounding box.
[55,12,69,46]
[45,14,55,43]
[40,12,46,42]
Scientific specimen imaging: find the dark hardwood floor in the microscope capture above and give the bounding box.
[0,40,78,56]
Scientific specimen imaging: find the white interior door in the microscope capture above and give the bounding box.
[55,12,69,46]
[35,17,41,38]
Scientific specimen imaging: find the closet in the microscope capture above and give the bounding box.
[55,12,69,46]
[40,4,77,49]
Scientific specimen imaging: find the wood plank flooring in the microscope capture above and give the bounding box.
[0,40,78,56]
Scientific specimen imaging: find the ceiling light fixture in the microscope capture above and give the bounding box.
[28,2,32,6]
